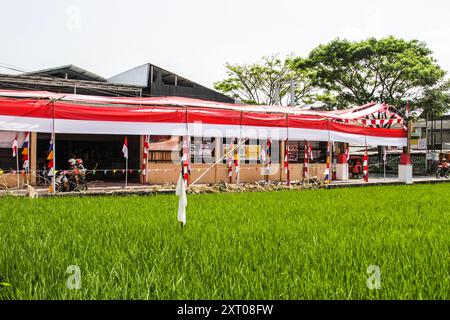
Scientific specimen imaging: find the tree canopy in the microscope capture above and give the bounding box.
[291,36,447,112]
[215,37,448,115]
[214,55,313,105]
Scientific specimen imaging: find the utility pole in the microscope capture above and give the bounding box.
[274,80,296,106]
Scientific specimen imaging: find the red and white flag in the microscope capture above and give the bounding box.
[345,146,350,162]
[308,143,314,160]
[12,134,18,157]
[363,148,369,182]
[122,137,128,159]
[142,135,149,175]
[181,138,190,184]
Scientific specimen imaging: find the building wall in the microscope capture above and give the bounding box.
[146,162,327,185]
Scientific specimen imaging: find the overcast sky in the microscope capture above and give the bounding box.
[1,0,449,89]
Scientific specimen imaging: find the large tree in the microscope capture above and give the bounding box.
[291,36,447,112]
[214,55,313,105]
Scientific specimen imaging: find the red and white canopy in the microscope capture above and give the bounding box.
[0,90,407,146]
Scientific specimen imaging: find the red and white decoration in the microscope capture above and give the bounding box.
[363,149,369,182]
[122,137,128,159]
[181,138,190,185]
[12,134,18,157]
[0,90,407,147]
[303,141,309,178]
[284,140,289,174]
[142,135,149,176]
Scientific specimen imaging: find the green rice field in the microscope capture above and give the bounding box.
[0,184,449,300]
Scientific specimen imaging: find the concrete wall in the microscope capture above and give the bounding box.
[146,162,327,185]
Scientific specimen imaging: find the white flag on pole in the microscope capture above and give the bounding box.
[175,173,187,226]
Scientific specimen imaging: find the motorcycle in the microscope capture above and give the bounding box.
[436,165,450,179]
[53,169,88,192]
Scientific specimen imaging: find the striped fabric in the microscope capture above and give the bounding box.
[363,149,369,182]
[22,132,30,171]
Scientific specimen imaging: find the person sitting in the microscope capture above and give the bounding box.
[352,159,362,179]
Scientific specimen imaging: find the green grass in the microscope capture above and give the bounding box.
[0,184,449,300]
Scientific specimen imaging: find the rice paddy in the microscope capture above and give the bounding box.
[0,184,449,300]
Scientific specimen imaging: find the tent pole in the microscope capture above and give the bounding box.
[52,101,56,194]
[16,149,19,188]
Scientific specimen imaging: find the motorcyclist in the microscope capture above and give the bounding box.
[67,158,79,190]
[442,158,449,169]
[436,158,450,178]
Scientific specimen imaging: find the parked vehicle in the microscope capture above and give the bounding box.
[436,165,450,179]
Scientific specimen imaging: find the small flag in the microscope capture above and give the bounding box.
[122,137,128,159]
[383,147,387,163]
[22,132,30,170]
[363,148,369,182]
[175,173,187,226]
[345,146,350,162]
[12,134,18,157]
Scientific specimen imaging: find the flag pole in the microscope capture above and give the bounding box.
[16,145,19,188]
[125,136,128,189]
[237,111,243,184]
[383,146,386,181]
[52,101,56,194]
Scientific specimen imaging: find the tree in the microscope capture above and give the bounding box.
[214,55,313,105]
[416,80,450,118]
[292,36,448,112]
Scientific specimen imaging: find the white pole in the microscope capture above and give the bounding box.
[384,147,386,181]
[52,101,56,194]
[16,151,19,188]
[125,142,128,189]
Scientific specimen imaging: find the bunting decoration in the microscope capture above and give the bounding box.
[363,148,369,182]
[22,132,30,171]
[233,138,239,175]
[47,139,54,177]
[324,142,331,183]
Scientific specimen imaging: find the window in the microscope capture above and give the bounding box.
[287,141,327,164]
[190,137,215,164]
[221,138,275,164]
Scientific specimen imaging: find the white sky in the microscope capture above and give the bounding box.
[1,0,449,89]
